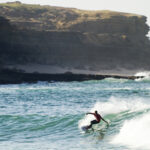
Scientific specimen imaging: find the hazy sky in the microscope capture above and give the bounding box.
[1,0,150,27]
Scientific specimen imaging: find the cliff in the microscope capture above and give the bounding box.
[0,2,148,35]
[0,2,150,77]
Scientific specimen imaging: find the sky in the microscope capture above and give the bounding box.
[1,0,150,31]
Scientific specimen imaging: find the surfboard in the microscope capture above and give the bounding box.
[81,126,89,131]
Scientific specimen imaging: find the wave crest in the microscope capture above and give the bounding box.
[78,97,150,130]
[112,112,150,149]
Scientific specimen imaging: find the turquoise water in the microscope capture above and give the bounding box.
[0,75,150,150]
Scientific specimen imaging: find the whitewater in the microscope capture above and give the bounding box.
[0,72,150,150]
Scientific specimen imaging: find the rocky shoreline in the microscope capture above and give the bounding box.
[0,69,142,84]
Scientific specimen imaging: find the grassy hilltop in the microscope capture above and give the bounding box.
[0,1,147,33]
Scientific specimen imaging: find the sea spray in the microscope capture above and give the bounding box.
[112,112,150,149]
[78,96,150,130]
[135,71,150,82]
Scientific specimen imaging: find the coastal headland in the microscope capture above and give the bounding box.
[0,2,149,83]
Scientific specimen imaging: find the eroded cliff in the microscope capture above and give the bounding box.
[0,2,150,75]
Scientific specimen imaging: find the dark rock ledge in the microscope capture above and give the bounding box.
[0,69,143,84]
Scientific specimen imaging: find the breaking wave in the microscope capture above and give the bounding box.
[135,71,150,82]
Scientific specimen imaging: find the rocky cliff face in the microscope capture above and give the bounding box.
[0,2,150,74]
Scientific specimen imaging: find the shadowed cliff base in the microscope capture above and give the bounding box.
[0,2,150,83]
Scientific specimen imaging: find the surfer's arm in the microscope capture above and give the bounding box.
[101,117,109,125]
[86,113,94,115]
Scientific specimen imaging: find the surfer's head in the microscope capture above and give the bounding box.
[95,110,98,114]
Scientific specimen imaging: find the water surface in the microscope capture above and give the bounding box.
[0,75,150,150]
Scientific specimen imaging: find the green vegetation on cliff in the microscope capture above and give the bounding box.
[0,1,148,35]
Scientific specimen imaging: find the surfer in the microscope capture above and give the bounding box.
[86,110,109,129]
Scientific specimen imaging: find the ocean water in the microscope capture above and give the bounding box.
[0,72,150,150]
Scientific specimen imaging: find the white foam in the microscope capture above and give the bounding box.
[104,78,128,83]
[79,97,150,129]
[135,71,150,81]
[92,97,150,115]
[112,112,150,149]
[104,87,132,90]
